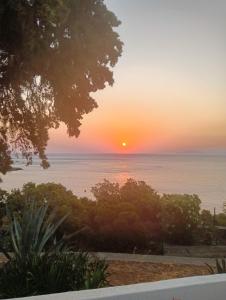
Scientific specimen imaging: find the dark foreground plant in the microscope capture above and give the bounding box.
[0,252,108,298]
[8,200,68,258]
[206,258,226,274]
[0,201,108,299]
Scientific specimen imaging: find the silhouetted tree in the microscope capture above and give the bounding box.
[89,179,162,252]
[0,129,12,181]
[0,0,122,178]
[0,180,218,252]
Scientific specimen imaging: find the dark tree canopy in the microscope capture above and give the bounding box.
[0,0,122,177]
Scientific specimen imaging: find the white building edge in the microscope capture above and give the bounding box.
[7,274,226,300]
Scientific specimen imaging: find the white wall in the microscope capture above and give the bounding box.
[10,274,226,300]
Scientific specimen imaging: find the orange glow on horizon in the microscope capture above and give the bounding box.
[48,121,171,154]
[46,1,226,155]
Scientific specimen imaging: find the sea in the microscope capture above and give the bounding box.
[0,153,226,212]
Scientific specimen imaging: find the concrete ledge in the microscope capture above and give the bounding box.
[95,251,216,266]
[9,274,226,300]
[0,252,216,266]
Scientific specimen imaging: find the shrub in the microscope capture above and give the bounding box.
[0,180,216,253]
[88,179,162,253]
[0,200,108,299]
[161,194,201,245]
[0,252,108,298]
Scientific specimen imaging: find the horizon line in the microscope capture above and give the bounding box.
[45,151,226,156]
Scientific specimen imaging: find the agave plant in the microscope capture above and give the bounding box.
[0,200,109,298]
[7,200,67,259]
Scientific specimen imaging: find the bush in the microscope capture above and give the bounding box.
[0,252,108,298]
[88,179,162,252]
[0,180,216,253]
[161,194,201,245]
[0,200,108,299]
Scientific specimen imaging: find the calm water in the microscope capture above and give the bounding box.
[1,154,226,212]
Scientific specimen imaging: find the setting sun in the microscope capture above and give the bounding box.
[1,0,226,297]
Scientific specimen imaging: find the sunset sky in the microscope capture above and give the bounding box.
[48,0,226,154]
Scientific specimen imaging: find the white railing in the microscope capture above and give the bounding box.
[9,274,226,300]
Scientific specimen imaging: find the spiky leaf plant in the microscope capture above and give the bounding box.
[7,201,67,259]
[0,201,108,299]
[0,251,108,298]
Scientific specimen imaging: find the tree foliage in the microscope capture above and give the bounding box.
[2,182,85,237]
[0,179,221,253]
[161,194,201,244]
[0,129,12,181]
[89,179,162,252]
[0,0,122,177]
